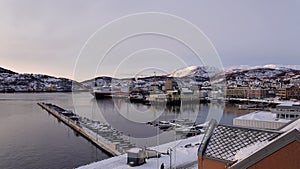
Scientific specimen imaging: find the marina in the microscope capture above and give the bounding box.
[1,92,283,169]
[38,102,124,156]
[38,101,208,155]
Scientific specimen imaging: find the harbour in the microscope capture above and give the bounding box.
[37,101,208,157]
[0,92,279,169]
[1,1,300,168]
[38,102,122,156]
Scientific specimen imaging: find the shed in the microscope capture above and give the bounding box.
[127,148,146,166]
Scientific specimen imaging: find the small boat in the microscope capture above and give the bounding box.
[237,104,257,110]
[174,126,193,133]
[129,93,145,103]
[158,121,173,130]
[128,90,150,103]
[186,128,203,137]
[148,94,168,103]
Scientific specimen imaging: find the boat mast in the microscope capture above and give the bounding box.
[154,71,156,93]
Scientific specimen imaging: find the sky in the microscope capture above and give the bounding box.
[0,0,299,81]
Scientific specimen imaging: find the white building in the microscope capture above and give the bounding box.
[233,111,290,130]
[270,102,300,119]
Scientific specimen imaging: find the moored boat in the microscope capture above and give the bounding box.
[92,86,129,99]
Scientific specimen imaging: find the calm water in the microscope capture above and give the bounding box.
[0,92,250,169]
[0,93,110,169]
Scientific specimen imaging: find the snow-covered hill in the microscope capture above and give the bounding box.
[165,65,300,88]
[168,64,300,78]
[226,64,300,71]
[168,66,199,77]
[0,67,17,74]
[0,67,84,92]
[168,66,210,82]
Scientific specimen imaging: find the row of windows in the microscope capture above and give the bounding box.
[288,92,300,95]
[277,114,299,119]
[276,109,300,112]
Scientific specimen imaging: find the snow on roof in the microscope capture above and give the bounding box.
[234,111,290,123]
[202,125,280,163]
[280,117,300,132]
[127,148,142,154]
[233,141,269,162]
[230,128,300,169]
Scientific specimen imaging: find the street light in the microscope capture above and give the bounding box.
[167,147,173,169]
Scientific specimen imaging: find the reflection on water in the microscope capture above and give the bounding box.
[0,93,109,169]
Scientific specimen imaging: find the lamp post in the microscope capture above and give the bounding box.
[167,147,173,169]
[96,127,98,142]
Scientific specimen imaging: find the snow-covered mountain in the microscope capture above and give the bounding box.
[226,64,300,71]
[0,67,84,92]
[0,67,17,74]
[168,64,300,78]
[168,66,200,77]
[225,67,297,80]
[166,65,300,87]
[168,66,210,81]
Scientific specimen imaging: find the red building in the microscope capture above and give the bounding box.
[198,119,300,169]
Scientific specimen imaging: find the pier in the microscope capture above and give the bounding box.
[37,102,122,156]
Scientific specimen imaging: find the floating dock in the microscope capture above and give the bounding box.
[37,102,121,156]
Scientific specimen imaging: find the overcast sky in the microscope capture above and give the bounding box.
[0,0,299,80]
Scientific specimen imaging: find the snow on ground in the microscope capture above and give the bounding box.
[77,135,203,169]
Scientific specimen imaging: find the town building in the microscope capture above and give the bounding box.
[270,102,300,119]
[233,111,290,130]
[164,79,173,91]
[278,87,300,100]
[225,87,268,99]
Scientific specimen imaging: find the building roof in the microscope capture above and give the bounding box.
[229,129,300,169]
[201,125,281,163]
[127,148,142,154]
[234,111,290,123]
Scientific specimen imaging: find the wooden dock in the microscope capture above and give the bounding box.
[37,102,121,156]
